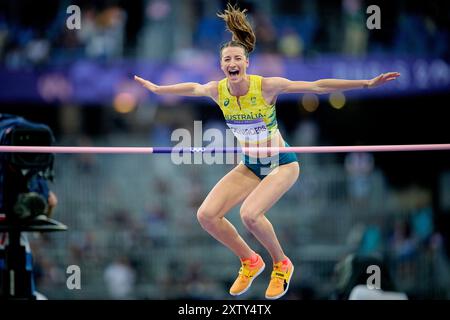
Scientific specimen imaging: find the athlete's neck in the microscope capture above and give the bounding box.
[227,75,250,97]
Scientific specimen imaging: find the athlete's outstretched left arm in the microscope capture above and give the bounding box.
[264,72,400,95]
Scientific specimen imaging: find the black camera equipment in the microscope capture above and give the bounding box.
[0,114,67,299]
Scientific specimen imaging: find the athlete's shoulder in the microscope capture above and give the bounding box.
[248,74,263,89]
[217,78,229,93]
[217,78,228,89]
[215,78,228,104]
[261,76,289,92]
[204,81,219,102]
[205,80,219,88]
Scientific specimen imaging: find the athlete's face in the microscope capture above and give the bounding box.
[220,46,249,83]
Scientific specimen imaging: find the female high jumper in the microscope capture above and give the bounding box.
[135,4,399,299]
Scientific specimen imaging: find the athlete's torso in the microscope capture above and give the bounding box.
[216,75,284,156]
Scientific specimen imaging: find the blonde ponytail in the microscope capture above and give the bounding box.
[217,3,256,56]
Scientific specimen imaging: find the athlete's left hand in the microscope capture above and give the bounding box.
[368,72,400,88]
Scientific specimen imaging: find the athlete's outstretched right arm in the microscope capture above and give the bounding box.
[134,75,217,99]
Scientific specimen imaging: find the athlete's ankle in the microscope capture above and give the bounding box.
[241,251,258,262]
[273,255,289,264]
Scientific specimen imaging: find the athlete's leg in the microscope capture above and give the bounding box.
[240,162,300,262]
[240,162,300,299]
[197,163,260,259]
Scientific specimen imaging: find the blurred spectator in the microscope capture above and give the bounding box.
[32,255,66,290]
[144,204,169,247]
[345,151,374,202]
[104,255,137,299]
[158,259,185,299]
[183,261,222,299]
[411,205,434,243]
[357,224,383,256]
[394,13,429,56]
[388,217,418,263]
[79,5,126,60]
[341,0,368,56]
[68,230,100,265]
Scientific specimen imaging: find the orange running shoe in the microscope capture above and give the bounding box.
[229,254,265,296]
[265,257,294,300]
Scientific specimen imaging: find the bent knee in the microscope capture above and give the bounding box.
[240,207,261,228]
[197,207,220,227]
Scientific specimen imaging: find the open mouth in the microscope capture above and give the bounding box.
[229,70,240,77]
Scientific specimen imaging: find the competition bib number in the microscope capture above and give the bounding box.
[226,119,268,143]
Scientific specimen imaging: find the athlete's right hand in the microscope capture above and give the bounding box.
[134,75,159,93]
